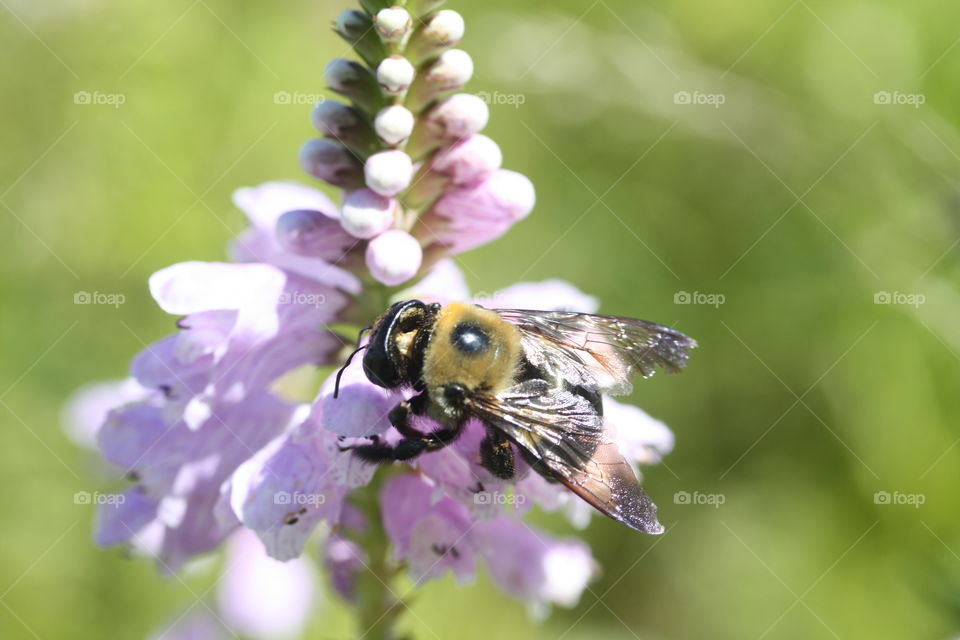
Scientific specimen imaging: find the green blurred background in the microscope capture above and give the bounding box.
[3,0,960,637]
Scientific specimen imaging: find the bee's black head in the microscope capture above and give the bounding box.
[363,299,438,389]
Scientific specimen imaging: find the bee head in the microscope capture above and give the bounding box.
[363,299,438,389]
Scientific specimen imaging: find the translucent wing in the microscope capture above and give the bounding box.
[495,309,697,395]
[465,379,664,534]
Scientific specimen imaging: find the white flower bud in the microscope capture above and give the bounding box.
[376,55,416,95]
[425,49,473,91]
[341,189,398,239]
[431,134,502,185]
[374,105,415,145]
[365,230,423,286]
[374,7,413,44]
[423,10,464,46]
[364,150,414,196]
[429,93,489,137]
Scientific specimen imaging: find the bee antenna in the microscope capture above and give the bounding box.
[333,325,373,399]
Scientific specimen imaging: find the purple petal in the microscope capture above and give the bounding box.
[380,473,476,584]
[481,279,598,313]
[605,396,674,465]
[229,426,345,561]
[232,181,338,231]
[325,532,367,602]
[276,208,357,260]
[61,379,149,449]
[474,517,595,609]
[148,610,230,640]
[149,262,287,348]
[217,530,316,639]
[317,354,404,438]
[95,487,158,546]
[406,259,470,303]
[97,401,169,471]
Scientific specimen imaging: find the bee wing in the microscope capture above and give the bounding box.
[495,309,697,396]
[465,379,664,534]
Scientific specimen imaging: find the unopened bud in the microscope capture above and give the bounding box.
[311,101,378,156]
[276,209,357,259]
[406,93,489,159]
[364,150,414,196]
[365,229,423,286]
[335,10,370,41]
[374,7,413,48]
[407,50,473,112]
[376,56,416,95]
[340,189,399,239]
[431,134,502,185]
[299,139,364,189]
[333,10,387,68]
[407,10,464,65]
[325,59,385,113]
[374,105,415,146]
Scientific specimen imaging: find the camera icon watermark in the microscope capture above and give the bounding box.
[673,490,726,508]
[873,91,925,109]
[873,291,925,309]
[873,490,925,508]
[73,90,126,109]
[674,90,725,109]
[475,90,526,108]
[74,291,126,308]
[674,291,725,308]
[274,491,326,506]
[274,91,325,106]
[473,491,526,506]
[74,491,126,506]
[278,291,327,309]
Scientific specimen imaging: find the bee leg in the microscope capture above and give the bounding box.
[348,399,461,464]
[479,427,515,480]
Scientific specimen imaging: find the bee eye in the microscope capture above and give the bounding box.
[451,323,490,355]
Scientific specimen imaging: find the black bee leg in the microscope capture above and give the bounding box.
[347,399,461,464]
[479,427,515,480]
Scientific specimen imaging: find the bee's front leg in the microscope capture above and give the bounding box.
[346,396,461,464]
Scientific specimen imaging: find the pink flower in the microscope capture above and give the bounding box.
[416,169,536,254]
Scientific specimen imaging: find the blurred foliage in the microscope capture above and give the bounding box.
[2,0,960,638]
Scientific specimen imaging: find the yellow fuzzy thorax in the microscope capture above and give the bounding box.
[421,302,521,396]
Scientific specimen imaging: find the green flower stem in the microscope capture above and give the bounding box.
[350,468,407,640]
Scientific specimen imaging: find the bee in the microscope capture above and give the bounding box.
[334,300,696,534]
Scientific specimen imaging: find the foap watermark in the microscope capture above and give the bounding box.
[279,291,327,308]
[873,91,925,108]
[874,490,925,508]
[674,90,725,109]
[74,90,126,109]
[874,291,925,309]
[274,490,327,506]
[674,490,726,508]
[473,491,526,506]
[475,90,526,108]
[674,291,725,308]
[74,490,125,506]
[274,91,326,106]
[74,291,125,308]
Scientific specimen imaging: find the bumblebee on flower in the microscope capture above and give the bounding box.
[66,0,695,636]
